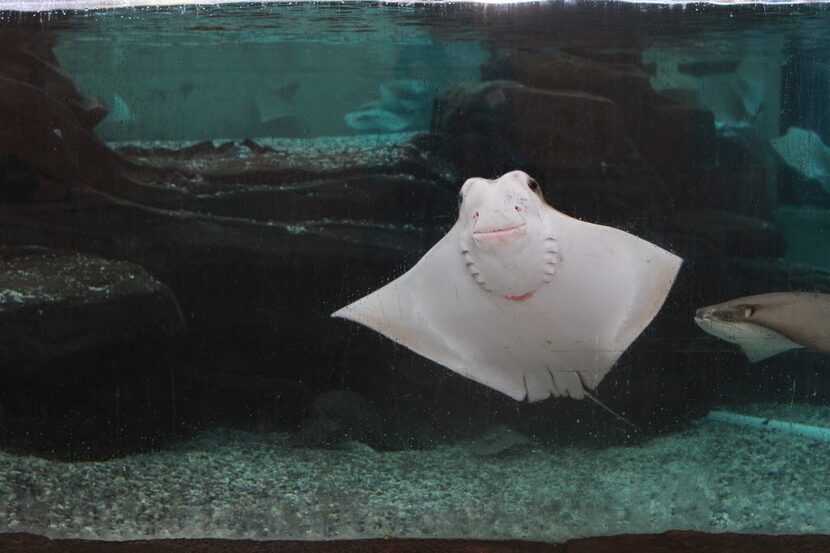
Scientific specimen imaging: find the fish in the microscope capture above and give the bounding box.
[253,82,300,125]
[344,106,410,133]
[770,127,830,193]
[378,79,431,114]
[344,80,434,134]
[333,170,682,402]
[695,292,830,362]
[109,93,133,124]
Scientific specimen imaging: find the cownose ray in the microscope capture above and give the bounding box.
[332,170,683,408]
[695,292,830,362]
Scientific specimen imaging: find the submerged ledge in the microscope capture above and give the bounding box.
[3,531,830,552]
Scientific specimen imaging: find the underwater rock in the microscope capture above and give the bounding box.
[673,210,787,259]
[0,29,108,130]
[1,132,455,276]
[0,246,186,373]
[557,36,647,67]
[0,30,118,191]
[0,73,141,206]
[467,424,532,457]
[481,51,667,144]
[299,390,386,449]
[186,365,313,433]
[0,32,187,208]
[0,76,91,185]
[640,105,716,170]
[0,156,71,204]
[433,80,640,174]
[483,51,720,170]
[432,80,672,225]
[0,247,187,459]
[658,162,771,217]
[0,156,38,203]
[0,130,455,456]
[109,135,455,226]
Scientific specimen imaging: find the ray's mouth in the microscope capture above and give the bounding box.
[472,223,527,240]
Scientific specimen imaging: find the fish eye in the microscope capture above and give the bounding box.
[528,178,539,191]
[457,190,464,206]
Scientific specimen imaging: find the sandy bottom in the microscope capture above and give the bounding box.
[1,403,829,542]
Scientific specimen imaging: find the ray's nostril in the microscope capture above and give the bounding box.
[473,211,479,219]
[515,205,522,212]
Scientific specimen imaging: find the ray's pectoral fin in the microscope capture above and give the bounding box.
[331,263,472,379]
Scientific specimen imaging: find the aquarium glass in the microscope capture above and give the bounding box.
[1,0,829,542]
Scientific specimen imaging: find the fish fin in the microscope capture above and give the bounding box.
[741,338,802,363]
[110,93,132,124]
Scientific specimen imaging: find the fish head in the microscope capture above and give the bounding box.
[694,296,806,362]
[695,301,758,325]
[694,300,763,347]
[457,170,559,299]
[458,170,547,250]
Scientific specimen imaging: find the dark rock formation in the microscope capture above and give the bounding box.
[433,80,640,174]
[0,247,187,458]
[431,80,669,225]
[0,28,107,129]
[0,247,186,373]
[482,51,667,145]
[640,104,716,170]
[0,27,457,458]
[480,50,719,172]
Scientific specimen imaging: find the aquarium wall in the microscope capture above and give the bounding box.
[1,0,829,543]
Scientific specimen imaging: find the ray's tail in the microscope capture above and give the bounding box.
[583,390,639,432]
